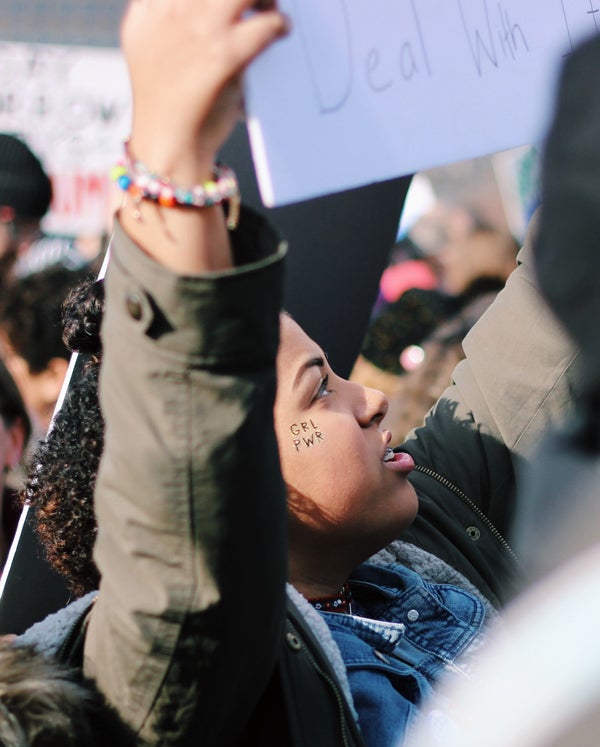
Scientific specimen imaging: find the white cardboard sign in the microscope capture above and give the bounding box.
[244,0,599,206]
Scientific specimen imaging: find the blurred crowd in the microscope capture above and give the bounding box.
[353,191,521,443]
[0,133,105,572]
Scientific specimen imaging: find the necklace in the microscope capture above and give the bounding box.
[308,582,353,615]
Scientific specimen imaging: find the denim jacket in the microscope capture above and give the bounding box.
[321,562,487,746]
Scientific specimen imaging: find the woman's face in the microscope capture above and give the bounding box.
[274,316,418,564]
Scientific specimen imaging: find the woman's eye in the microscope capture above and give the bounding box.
[315,374,331,400]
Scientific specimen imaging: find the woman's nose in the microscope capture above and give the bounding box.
[356,384,389,428]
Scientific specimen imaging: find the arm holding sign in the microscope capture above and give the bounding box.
[82,2,292,743]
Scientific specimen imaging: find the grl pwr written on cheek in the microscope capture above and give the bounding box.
[289,419,324,452]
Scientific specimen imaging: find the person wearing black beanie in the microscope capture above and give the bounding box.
[0,133,53,287]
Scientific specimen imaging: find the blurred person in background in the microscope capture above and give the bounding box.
[437,223,519,298]
[358,202,474,376]
[0,134,52,288]
[0,264,92,439]
[353,222,519,442]
[0,132,104,285]
[382,224,520,437]
[0,357,31,571]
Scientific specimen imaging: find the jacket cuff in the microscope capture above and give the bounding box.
[105,207,287,368]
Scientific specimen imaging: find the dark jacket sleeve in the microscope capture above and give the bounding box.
[83,209,288,746]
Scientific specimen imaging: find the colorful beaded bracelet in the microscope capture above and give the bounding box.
[110,143,241,230]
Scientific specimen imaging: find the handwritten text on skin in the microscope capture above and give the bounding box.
[294,0,600,115]
[290,420,324,452]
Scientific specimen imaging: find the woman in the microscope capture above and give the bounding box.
[273,209,576,741]
[21,219,575,746]
[13,1,578,746]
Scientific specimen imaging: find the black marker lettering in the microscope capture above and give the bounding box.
[293,0,353,114]
[458,0,498,76]
[400,42,419,80]
[458,0,529,75]
[588,0,600,34]
[499,5,529,60]
[561,0,575,54]
[366,48,393,92]
[411,0,432,76]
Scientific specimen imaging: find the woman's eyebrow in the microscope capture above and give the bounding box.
[293,356,325,389]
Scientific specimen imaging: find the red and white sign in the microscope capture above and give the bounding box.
[0,41,130,235]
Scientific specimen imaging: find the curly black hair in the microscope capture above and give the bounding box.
[23,278,104,597]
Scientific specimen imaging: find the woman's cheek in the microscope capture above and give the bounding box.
[286,418,325,454]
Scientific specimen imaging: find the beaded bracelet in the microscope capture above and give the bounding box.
[110,142,241,230]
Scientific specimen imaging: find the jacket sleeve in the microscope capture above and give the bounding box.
[403,215,579,536]
[83,209,288,746]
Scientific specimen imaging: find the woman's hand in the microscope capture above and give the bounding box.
[121,0,289,183]
[117,0,289,274]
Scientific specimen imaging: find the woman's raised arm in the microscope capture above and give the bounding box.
[83,2,290,744]
[118,0,288,273]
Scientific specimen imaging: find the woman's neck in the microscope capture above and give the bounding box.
[288,547,354,601]
[287,527,378,602]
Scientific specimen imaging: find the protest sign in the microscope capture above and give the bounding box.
[0,42,130,235]
[244,0,599,206]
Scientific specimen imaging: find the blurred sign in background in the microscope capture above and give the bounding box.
[0,1,127,236]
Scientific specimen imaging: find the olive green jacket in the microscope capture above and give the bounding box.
[83,209,291,745]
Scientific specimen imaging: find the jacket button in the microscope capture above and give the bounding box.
[407,609,419,622]
[466,526,481,541]
[286,632,302,652]
[126,292,143,320]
